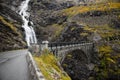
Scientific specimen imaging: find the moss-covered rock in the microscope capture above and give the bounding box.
[62,49,95,80]
[0,3,26,52]
[33,50,71,80]
[93,44,120,80]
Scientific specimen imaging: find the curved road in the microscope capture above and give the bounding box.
[0,50,31,80]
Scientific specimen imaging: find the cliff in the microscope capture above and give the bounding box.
[0,2,26,52]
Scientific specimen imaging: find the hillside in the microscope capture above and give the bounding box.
[29,0,120,80]
[29,1,120,42]
[34,50,71,80]
[0,3,26,52]
[0,0,120,80]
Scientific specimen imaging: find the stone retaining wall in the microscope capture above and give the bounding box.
[26,52,45,80]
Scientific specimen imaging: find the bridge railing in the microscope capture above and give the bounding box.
[48,41,91,49]
[38,41,94,63]
[34,41,92,52]
[39,41,93,53]
[48,42,93,61]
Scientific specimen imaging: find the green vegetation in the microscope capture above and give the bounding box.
[80,32,89,37]
[84,25,120,40]
[0,15,26,51]
[46,24,64,40]
[94,45,120,80]
[0,16,21,36]
[52,1,120,79]
[62,3,120,17]
[70,27,75,31]
[0,16,17,32]
[52,24,64,38]
[33,49,71,80]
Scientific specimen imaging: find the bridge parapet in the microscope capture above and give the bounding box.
[40,41,94,63]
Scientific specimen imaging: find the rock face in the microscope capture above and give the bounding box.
[29,0,120,42]
[28,1,120,79]
[56,22,90,42]
[29,0,77,42]
[0,0,23,11]
[0,3,26,52]
[62,49,95,80]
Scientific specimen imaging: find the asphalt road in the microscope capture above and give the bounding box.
[0,50,31,80]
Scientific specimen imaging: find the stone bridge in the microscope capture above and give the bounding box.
[40,41,94,63]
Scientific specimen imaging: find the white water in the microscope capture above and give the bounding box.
[19,0,37,46]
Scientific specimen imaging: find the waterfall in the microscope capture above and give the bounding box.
[19,0,37,46]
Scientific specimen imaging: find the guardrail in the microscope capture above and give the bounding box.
[27,41,93,80]
[48,42,92,51]
[48,42,93,53]
[39,41,93,57]
[26,52,45,80]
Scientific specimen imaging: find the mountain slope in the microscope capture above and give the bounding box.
[0,3,26,52]
[29,0,120,80]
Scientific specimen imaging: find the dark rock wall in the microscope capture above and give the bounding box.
[62,49,94,80]
[0,0,23,11]
[29,0,76,42]
[56,22,90,42]
[0,2,26,52]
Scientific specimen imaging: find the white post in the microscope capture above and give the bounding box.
[42,41,49,51]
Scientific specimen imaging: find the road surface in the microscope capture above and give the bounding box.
[0,50,31,80]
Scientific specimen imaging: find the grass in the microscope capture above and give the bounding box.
[83,25,120,39]
[46,24,64,40]
[52,24,64,38]
[94,44,120,79]
[0,16,17,32]
[80,32,89,37]
[0,16,21,36]
[62,2,120,17]
[33,50,71,80]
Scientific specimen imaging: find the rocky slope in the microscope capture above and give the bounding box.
[0,0,23,11]
[28,0,120,80]
[0,0,120,80]
[29,0,120,42]
[0,2,26,52]
[34,51,71,80]
[62,49,94,80]
[29,0,73,42]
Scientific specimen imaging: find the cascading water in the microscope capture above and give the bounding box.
[19,0,37,46]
